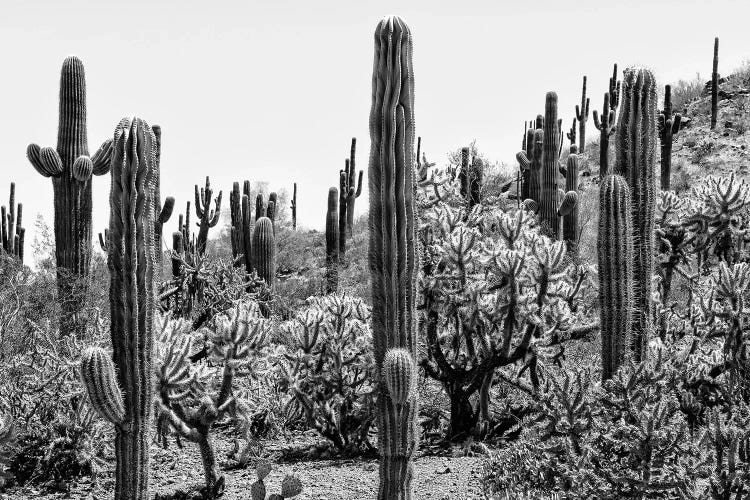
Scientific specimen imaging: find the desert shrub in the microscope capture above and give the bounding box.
[273,294,377,453]
[671,73,705,113]
[0,322,110,489]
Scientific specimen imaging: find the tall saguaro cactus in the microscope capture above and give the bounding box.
[540,92,561,237]
[593,63,620,176]
[369,16,419,500]
[574,76,590,154]
[711,37,719,129]
[561,154,580,250]
[80,116,157,499]
[615,66,657,362]
[325,187,339,293]
[26,56,113,336]
[344,138,363,236]
[658,85,682,190]
[598,174,634,380]
[194,176,222,255]
[229,180,255,274]
[1,183,24,262]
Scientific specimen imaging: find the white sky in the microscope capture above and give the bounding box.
[1,0,748,260]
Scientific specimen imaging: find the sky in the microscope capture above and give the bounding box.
[1,0,749,264]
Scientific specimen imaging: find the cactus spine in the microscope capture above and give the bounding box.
[369,16,419,500]
[711,37,719,129]
[26,56,113,337]
[80,117,157,499]
[325,187,339,293]
[252,217,275,289]
[574,76,590,154]
[658,85,682,190]
[598,174,634,380]
[1,183,24,262]
[615,66,657,362]
[540,92,561,237]
[194,176,222,255]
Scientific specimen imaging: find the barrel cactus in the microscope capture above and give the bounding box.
[369,15,419,499]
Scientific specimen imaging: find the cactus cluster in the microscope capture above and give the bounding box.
[230,180,255,274]
[27,56,114,337]
[1,183,24,262]
[80,116,158,499]
[369,15,419,499]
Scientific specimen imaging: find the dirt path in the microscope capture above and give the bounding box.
[2,435,486,499]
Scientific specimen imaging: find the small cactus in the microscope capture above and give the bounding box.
[250,461,303,500]
[194,176,222,255]
[1,183,24,262]
[658,85,682,190]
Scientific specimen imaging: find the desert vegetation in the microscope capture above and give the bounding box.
[1,12,750,500]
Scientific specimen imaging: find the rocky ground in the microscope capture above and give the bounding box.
[1,431,485,500]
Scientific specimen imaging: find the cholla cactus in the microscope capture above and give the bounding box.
[250,460,303,500]
[154,302,270,496]
[194,176,222,255]
[275,295,376,451]
[420,199,588,439]
[685,174,750,265]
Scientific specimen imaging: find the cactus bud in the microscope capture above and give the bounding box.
[72,155,93,181]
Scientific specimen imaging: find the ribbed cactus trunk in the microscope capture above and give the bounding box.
[562,154,579,250]
[369,16,419,500]
[521,128,534,200]
[109,117,157,499]
[151,125,174,271]
[598,175,634,380]
[252,217,275,289]
[540,92,560,237]
[26,57,113,337]
[229,180,254,273]
[615,66,657,362]
[345,138,363,235]
[325,187,339,293]
[291,182,297,230]
[711,37,719,130]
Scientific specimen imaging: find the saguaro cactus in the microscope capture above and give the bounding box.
[194,176,222,255]
[561,154,580,250]
[574,76,590,154]
[598,174,634,380]
[593,64,620,176]
[252,217,275,289]
[540,92,561,237]
[566,117,577,153]
[658,85,682,190]
[151,125,175,266]
[79,116,157,499]
[711,37,719,129]
[519,127,536,200]
[344,138,363,236]
[229,180,254,274]
[291,182,297,230]
[325,187,339,293]
[26,56,113,337]
[615,66,657,362]
[1,183,24,262]
[369,16,419,500]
